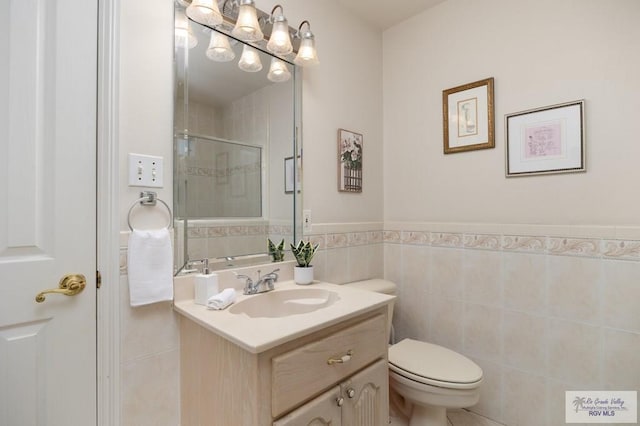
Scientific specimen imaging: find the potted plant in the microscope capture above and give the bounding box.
[290,240,319,285]
[268,238,285,262]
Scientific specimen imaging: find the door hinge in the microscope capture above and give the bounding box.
[96,270,102,289]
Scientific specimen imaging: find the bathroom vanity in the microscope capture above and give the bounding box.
[174,279,394,425]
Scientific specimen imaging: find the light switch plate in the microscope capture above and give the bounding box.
[303,210,312,233]
[128,153,163,188]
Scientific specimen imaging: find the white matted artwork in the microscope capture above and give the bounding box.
[443,77,495,154]
[505,100,585,177]
[284,156,301,193]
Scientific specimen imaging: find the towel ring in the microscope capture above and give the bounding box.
[127,191,173,231]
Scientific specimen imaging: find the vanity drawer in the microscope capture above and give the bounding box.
[271,314,387,417]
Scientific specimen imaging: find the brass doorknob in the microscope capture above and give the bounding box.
[35,274,86,303]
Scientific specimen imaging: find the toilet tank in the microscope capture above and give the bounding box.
[344,279,396,342]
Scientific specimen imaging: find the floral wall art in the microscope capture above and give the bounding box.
[338,128,363,192]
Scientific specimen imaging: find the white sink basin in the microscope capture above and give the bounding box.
[229,288,340,318]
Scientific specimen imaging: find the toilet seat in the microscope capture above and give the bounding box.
[388,339,482,390]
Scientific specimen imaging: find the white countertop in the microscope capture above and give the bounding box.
[174,279,394,354]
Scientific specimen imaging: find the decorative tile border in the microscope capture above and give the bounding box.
[603,240,640,260]
[502,235,547,253]
[401,231,430,245]
[463,234,501,250]
[121,222,640,273]
[326,233,349,249]
[431,232,463,248]
[183,223,292,239]
[548,237,600,257]
[379,225,640,260]
[383,230,402,243]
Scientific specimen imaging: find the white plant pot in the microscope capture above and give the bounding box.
[294,266,314,285]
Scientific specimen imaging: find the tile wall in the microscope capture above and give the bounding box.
[119,246,181,426]
[118,221,640,426]
[383,223,640,426]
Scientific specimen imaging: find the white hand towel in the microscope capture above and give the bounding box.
[127,228,174,307]
[207,288,237,310]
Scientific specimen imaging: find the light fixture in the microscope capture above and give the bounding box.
[266,5,293,56]
[231,0,264,42]
[267,57,291,82]
[206,31,235,62]
[186,0,223,27]
[175,8,198,49]
[238,45,262,72]
[294,21,319,66]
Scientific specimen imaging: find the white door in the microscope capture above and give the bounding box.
[0,0,98,425]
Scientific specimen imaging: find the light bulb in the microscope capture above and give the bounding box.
[175,9,198,49]
[231,1,263,42]
[294,27,319,66]
[267,58,291,82]
[238,45,263,72]
[267,16,293,55]
[186,0,223,27]
[206,31,235,62]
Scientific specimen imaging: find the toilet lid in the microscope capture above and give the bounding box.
[388,339,482,386]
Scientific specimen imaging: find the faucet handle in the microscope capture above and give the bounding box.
[265,268,280,281]
[235,273,256,294]
[234,273,252,284]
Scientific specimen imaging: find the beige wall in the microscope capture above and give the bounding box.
[117,0,640,424]
[383,0,640,225]
[117,0,383,424]
[256,0,385,224]
[383,1,640,425]
[118,1,178,424]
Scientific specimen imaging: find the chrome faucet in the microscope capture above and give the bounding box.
[236,268,280,295]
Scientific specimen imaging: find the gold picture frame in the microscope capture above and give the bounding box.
[442,77,495,154]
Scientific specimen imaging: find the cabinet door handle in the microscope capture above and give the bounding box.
[327,350,353,365]
[336,397,344,407]
[346,388,356,398]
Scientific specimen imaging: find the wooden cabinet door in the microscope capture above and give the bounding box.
[273,386,342,426]
[340,359,389,426]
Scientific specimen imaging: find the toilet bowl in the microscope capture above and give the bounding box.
[345,279,483,426]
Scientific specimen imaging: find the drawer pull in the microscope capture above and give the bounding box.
[327,350,353,365]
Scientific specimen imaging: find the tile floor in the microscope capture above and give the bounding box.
[389,408,504,426]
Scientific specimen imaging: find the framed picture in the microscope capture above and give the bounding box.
[442,77,495,154]
[338,128,363,193]
[505,100,585,177]
[284,156,301,193]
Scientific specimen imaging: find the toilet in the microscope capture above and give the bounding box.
[345,279,483,426]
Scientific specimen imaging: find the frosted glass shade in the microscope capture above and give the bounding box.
[294,33,319,66]
[231,2,264,42]
[206,31,235,62]
[186,0,223,27]
[267,17,293,55]
[175,9,198,49]
[238,45,263,72]
[267,58,291,82]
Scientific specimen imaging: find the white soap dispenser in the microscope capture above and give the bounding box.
[194,259,219,306]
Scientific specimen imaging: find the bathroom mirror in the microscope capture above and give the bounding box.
[173,5,301,271]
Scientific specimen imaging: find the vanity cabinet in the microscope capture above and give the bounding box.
[180,307,389,426]
[273,359,388,426]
